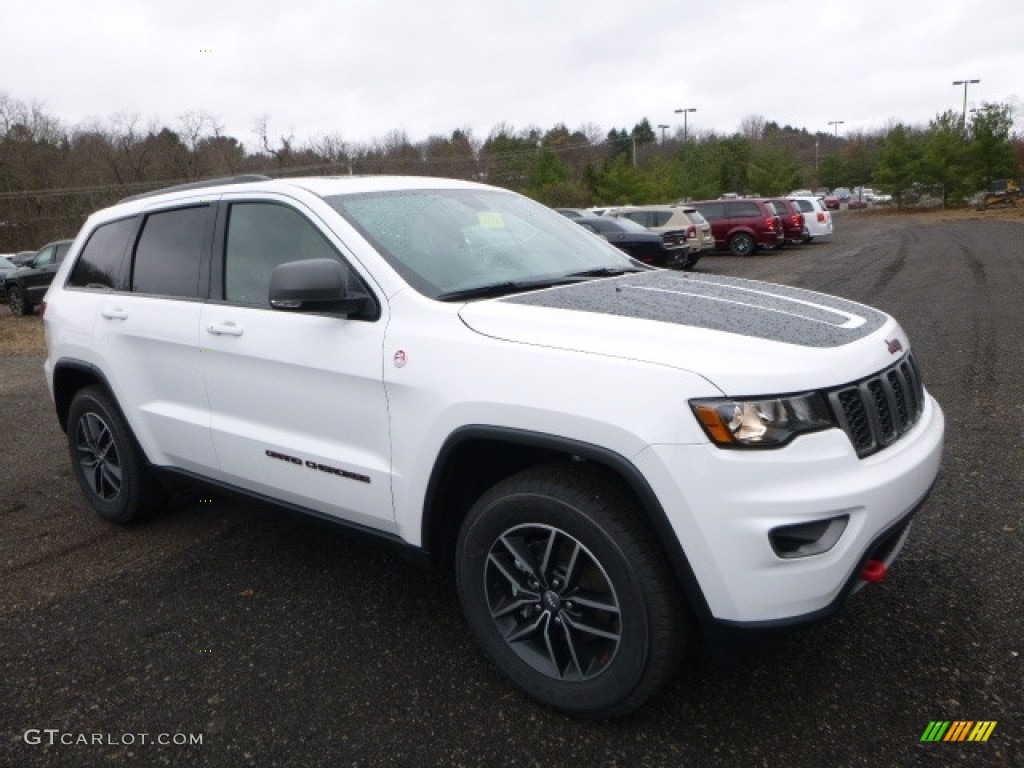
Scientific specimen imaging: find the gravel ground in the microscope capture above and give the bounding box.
[1,211,1021,767]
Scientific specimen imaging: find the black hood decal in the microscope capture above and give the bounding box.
[501,271,888,348]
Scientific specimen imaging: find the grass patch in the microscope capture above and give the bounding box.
[0,310,46,356]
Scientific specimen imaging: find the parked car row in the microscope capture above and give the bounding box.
[563,195,834,261]
[3,239,74,315]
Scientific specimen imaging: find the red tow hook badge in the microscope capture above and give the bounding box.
[860,559,888,583]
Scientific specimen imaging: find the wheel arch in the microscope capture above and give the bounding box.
[421,425,714,627]
[52,359,116,434]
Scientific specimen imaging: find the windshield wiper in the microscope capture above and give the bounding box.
[436,277,583,302]
[565,266,647,278]
[435,267,646,302]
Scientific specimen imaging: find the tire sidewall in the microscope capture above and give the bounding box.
[67,388,150,523]
[457,485,652,715]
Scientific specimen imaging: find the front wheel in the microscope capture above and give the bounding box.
[7,285,32,315]
[729,232,756,256]
[67,387,165,523]
[456,464,687,717]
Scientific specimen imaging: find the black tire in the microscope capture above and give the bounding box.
[801,229,813,244]
[729,232,756,257]
[66,386,165,524]
[456,463,687,717]
[7,285,32,315]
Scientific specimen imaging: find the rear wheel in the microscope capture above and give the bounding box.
[456,464,687,717]
[7,285,32,315]
[729,232,756,256]
[67,387,165,523]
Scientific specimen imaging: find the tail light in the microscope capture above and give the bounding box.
[790,214,801,228]
[817,212,827,223]
[765,217,776,232]
[687,226,696,238]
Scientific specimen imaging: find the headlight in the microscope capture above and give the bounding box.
[690,393,834,448]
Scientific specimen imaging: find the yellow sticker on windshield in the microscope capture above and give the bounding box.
[478,212,505,229]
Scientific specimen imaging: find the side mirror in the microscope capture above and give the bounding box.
[268,258,369,317]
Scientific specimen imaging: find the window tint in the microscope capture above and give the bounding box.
[731,201,761,218]
[69,220,136,290]
[132,206,209,299]
[54,242,71,263]
[793,199,814,213]
[697,202,726,219]
[33,246,55,267]
[651,212,671,227]
[224,203,344,306]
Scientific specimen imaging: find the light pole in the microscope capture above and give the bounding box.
[674,108,696,144]
[952,79,980,129]
[827,120,844,190]
[657,124,669,144]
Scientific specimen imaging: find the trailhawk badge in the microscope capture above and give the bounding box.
[887,338,904,354]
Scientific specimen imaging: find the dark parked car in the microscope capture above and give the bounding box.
[572,216,691,268]
[4,239,74,315]
[767,198,806,244]
[688,199,784,256]
[0,255,19,299]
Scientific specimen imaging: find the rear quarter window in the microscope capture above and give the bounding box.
[68,218,138,291]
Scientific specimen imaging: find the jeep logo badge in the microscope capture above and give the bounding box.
[886,338,903,354]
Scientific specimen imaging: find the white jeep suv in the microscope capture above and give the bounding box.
[42,175,944,717]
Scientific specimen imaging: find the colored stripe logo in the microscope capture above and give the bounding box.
[921,721,997,742]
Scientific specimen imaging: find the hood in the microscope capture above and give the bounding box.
[459,271,905,394]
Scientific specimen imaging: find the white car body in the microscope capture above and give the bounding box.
[787,195,834,241]
[42,175,942,713]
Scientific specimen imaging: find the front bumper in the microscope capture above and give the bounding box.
[633,391,944,625]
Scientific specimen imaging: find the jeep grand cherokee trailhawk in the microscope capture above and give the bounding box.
[42,175,944,717]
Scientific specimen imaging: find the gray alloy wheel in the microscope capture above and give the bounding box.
[76,410,123,501]
[729,232,756,256]
[483,522,622,681]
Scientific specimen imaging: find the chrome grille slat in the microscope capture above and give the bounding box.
[827,353,925,458]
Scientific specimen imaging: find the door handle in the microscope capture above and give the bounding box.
[101,307,128,320]
[206,322,244,337]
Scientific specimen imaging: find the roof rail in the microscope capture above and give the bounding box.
[117,174,272,204]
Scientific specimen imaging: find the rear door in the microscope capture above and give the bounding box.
[199,196,395,531]
[82,203,218,471]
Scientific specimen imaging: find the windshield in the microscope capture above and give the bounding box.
[325,188,635,299]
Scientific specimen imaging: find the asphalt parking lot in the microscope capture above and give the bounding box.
[2,210,1022,767]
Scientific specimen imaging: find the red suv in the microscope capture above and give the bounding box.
[767,198,806,245]
[689,199,783,256]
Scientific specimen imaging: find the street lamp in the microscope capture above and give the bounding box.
[674,108,697,144]
[827,121,844,190]
[952,79,980,129]
[657,124,669,144]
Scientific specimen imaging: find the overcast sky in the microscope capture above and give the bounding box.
[5,0,1023,150]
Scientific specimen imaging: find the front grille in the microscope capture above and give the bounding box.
[828,353,926,458]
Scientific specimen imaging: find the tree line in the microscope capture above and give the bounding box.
[1,91,1020,251]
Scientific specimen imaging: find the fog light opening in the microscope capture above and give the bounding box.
[769,515,849,559]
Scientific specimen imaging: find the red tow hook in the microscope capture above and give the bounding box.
[861,559,888,584]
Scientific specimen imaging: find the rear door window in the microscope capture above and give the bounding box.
[132,206,212,299]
